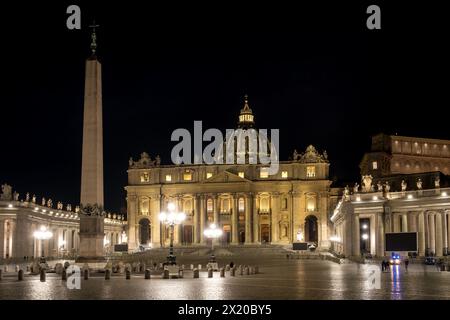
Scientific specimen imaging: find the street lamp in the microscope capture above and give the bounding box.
[33,226,53,261]
[204,223,223,253]
[159,202,186,265]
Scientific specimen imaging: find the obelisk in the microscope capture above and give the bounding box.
[77,23,106,263]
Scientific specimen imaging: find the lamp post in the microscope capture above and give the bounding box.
[33,226,53,262]
[204,223,223,253]
[159,202,186,265]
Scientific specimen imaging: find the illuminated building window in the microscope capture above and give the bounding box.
[372,161,378,170]
[183,171,192,181]
[238,172,245,178]
[207,199,213,213]
[260,197,269,212]
[238,198,245,212]
[306,166,316,178]
[140,172,150,182]
[306,195,316,212]
[260,168,269,178]
[206,172,213,179]
[165,174,172,182]
[281,171,288,178]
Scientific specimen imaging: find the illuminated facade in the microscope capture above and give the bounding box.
[126,98,339,250]
[0,190,125,259]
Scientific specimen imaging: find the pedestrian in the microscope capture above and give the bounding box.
[381,260,385,272]
[404,258,409,271]
[230,261,234,268]
[386,260,390,271]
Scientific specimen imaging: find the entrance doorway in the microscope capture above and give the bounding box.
[183,225,193,245]
[304,215,318,243]
[261,224,270,243]
[139,218,151,245]
[239,230,245,244]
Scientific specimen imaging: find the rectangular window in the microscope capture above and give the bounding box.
[306,166,316,178]
[238,172,245,178]
[206,172,213,179]
[260,168,269,178]
[281,171,288,178]
[165,174,172,182]
[372,161,378,170]
[183,172,192,181]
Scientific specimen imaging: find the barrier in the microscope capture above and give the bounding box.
[163,269,169,279]
[145,269,151,279]
[193,268,199,278]
[84,269,89,280]
[40,269,46,282]
[62,269,67,281]
[105,269,111,280]
[220,268,225,277]
[230,267,235,276]
[208,268,213,278]
[18,269,24,281]
[126,270,131,280]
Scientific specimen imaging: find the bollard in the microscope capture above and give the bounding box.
[225,265,230,271]
[230,267,235,276]
[163,269,169,279]
[40,269,46,282]
[244,267,249,275]
[255,266,259,274]
[84,269,89,280]
[0,269,2,280]
[62,269,67,281]
[105,269,111,280]
[18,269,24,281]
[126,270,131,280]
[208,268,213,278]
[220,268,225,278]
[198,264,202,270]
[190,264,194,270]
[145,269,151,279]
[193,268,199,278]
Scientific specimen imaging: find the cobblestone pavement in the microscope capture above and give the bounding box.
[1,258,450,300]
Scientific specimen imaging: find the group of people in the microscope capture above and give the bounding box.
[381,258,409,272]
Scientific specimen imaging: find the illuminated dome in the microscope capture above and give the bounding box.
[215,95,278,164]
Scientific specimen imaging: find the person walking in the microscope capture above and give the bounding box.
[381,260,385,272]
[404,258,409,271]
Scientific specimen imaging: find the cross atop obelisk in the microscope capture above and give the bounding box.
[89,21,99,56]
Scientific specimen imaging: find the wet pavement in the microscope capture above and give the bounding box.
[1,258,450,300]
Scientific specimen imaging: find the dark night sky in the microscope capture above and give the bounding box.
[1,2,449,212]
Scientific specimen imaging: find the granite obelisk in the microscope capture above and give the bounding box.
[77,23,106,263]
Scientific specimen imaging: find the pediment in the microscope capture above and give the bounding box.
[203,171,249,183]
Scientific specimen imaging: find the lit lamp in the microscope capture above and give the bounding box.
[203,223,223,253]
[33,226,53,261]
[159,202,186,265]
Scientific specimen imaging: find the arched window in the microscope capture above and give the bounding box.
[221,198,230,213]
[260,196,269,213]
[306,193,317,212]
[140,197,150,215]
[238,198,245,212]
[184,198,192,213]
[207,199,213,213]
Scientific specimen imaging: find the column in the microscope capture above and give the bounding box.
[231,194,238,244]
[425,212,430,253]
[193,195,200,244]
[447,211,450,255]
[0,220,4,258]
[200,195,206,243]
[408,212,417,232]
[418,212,426,257]
[152,195,161,247]
[436,212,443,256]
[271,193,280,243]
[352,213,360,256]
[443,211,448,255]
[127,195,137,250]
[244,194,252,244]
[253,194,260,243]
[292,192,301,242]
[213,194,219,245]
[429,214,436,255]
[393,213,400,232]
[402,214,408,232]
[376,213,385,257]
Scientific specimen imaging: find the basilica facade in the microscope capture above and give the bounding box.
[126,98,339,251]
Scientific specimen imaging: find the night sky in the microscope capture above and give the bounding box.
[1,2,449,213]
